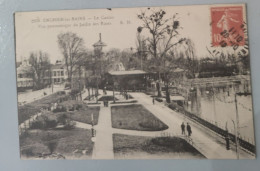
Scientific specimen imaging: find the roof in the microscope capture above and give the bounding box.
[171,96,185,101]
[108,70,146,76]
[93,40,107,47]
[51,64,64,70]
[17,66,32,74]
[173,68,185,73]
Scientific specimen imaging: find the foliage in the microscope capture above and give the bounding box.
[29,51,51,90]
[30,117,58,129]
[20,129,94,159]
[53,106,67,113]
[113,134,205,159]
[57,32,86,83]
[155,97,163,102]
[47,141,58,154]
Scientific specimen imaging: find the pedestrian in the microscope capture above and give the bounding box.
[187,123,192,136]
[153,97,155,105]
[181,122,185,135]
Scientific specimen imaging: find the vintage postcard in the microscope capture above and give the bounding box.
[15,4,255,159]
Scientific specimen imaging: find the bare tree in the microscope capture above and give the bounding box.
[29,51,51,90]
[57,32,86,84]
[137,8,184,100]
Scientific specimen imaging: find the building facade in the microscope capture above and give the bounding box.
[17,59,34,91]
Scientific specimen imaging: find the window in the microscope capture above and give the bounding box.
[61,71,64,76]
[53,71,56,76]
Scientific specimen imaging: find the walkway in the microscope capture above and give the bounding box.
[92,105,114,159]
[18,85,64,105]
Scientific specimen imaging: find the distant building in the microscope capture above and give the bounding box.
[51,60,67,84]
[17,59,34,91]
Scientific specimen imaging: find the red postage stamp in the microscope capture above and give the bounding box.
[211,6,245,47]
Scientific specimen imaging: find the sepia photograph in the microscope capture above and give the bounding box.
[14,4,255,159]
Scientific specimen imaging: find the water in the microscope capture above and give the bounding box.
[185,82,255,144]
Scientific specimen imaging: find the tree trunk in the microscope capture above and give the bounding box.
[156,72,162,97]
[165,82,171,103]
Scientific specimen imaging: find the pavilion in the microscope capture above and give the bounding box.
[106,70,147,92]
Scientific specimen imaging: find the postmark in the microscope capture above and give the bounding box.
[211,6,245,48]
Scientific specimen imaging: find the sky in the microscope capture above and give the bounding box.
[15,4,246,64]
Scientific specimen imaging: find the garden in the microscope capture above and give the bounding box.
[113,134,205,159]
[111,104,168,131]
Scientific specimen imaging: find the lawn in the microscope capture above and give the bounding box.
[18,91,69,124]
[20,128,94,159]
[70,107,100,125]
[113,134,205,159]
[111,104,168,131]
[58,100,100,125]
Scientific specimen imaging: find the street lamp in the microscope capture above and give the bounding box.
[225,91,251,159]
[205,81,217,126]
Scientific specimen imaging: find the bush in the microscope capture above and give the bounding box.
[53,106,67,113]
[98,96,118,101]
[22,148,34,157]
[47,141,58,154]
[75,104,82,110]
[69,108,75,111]
[64,120,76,130]
[45,119,58,129]
[155,98,163,102]
[30,120,45,129]
[30,118,57,129]
[168,103,184,112]
[57,114,68,125]
[57,91,66,95]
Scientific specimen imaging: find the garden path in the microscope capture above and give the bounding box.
[92,105,114,159]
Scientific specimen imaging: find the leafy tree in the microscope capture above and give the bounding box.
[29,51,51,90]
[57,32,86,83]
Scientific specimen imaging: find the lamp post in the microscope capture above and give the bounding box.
[205,80,217,126]
[226,91,251,159]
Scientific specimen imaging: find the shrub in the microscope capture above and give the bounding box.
[53,106,67,113]
[30,120,45,129]
[45,119,58,128]
[69,107,75,111]
[168,103,184,112]
[47,141,58,154]
[75,104,82,110]
[64,120,76,130]
[30,118,57,129]
[22,148,34,157]
[57,91,66,95]
[155,98,163,102]
[57,114,68,125]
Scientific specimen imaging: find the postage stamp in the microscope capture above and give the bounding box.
[211,6,245,48]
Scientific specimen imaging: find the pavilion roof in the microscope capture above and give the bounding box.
[93,40,107,47]
[108,70,146,76]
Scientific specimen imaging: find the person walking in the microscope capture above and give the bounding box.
[181,122,185,135]
[187,123,192,136]
[152,97,155,105]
